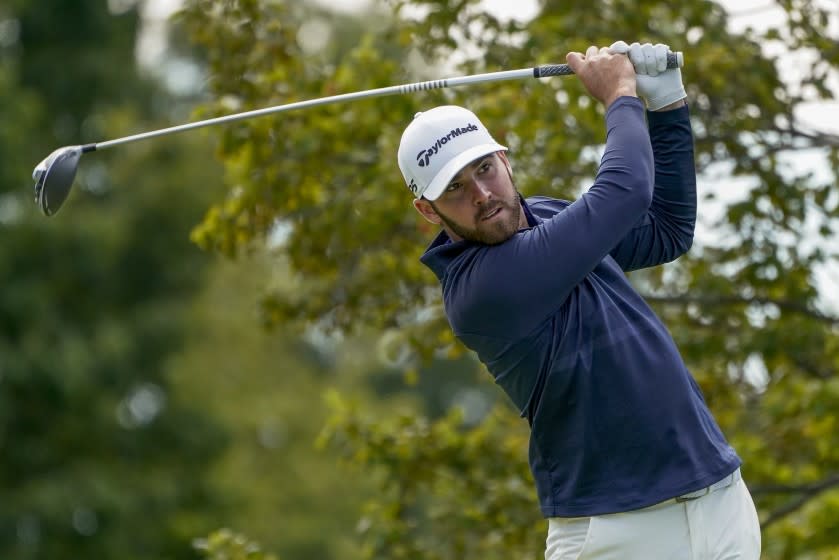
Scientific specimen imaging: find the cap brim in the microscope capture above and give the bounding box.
[422,143,508,201]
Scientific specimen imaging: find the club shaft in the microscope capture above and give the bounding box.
[91,69,536,151]
[91,53,683,152]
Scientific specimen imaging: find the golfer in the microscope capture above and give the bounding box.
[397,42,761,558]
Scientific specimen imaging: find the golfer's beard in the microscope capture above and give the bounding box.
[433,192,523,245]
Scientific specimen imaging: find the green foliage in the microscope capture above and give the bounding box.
[194,529,279,560]
[0,1,230,558]
[319,392,542,559]
[178,0,462,344]
[169,255,375,559]
[181,0,839,558]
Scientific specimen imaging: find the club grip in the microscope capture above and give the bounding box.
[534,51,683,78]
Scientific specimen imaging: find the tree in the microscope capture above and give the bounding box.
[194,528,279,560]
[168,255,375,559]
[179,0,839,557]
[0,1,231,558]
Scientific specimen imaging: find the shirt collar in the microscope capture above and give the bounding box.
[419,195,537,281]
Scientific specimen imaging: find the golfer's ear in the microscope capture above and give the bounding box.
[413,198,442,225]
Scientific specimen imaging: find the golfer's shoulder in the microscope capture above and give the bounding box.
[524,195,571,220]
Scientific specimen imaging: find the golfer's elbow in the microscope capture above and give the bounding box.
[674,231,694,258]
[626,174,654,215]
[667,223,696,261]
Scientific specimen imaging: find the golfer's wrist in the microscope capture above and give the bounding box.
[653,99,687,112]
[604,88,638,109]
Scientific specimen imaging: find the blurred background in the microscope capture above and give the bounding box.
[1,0,837,558]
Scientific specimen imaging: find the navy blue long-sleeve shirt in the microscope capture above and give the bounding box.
[420,97,740,517]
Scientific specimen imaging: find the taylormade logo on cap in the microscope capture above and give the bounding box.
[398,105,507,201]
[416,123,480,168]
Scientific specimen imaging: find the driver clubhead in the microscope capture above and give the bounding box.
[33,146,82,216]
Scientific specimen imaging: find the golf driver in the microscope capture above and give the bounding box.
[33,52,683,216]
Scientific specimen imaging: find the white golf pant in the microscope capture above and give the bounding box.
[545,470,761,559]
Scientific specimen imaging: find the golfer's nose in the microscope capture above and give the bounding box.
[470,179,492,204]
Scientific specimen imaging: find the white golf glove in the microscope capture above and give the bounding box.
[610,41,686,110]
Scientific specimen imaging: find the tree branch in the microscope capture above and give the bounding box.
[786,123,839,148]
[790,356,833,380]
[752,473,839,530]
[642,294,839,327]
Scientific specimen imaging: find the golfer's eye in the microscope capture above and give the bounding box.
[478,161,492,173]
[446,182,462,192]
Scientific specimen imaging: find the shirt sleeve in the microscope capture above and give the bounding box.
[448,97,655,335]
[608,104,697,271]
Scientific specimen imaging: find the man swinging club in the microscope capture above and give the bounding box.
[397,42,762,559]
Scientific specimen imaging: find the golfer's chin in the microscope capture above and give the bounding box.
[474,218,520,245]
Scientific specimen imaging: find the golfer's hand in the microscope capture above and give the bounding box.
[566,46,637,109]
[610,41,687,111]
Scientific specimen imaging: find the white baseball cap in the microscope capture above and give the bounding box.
[397,105,507,201]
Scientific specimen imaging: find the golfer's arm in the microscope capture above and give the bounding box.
[609,103,697,270]
[464,97,654,331]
